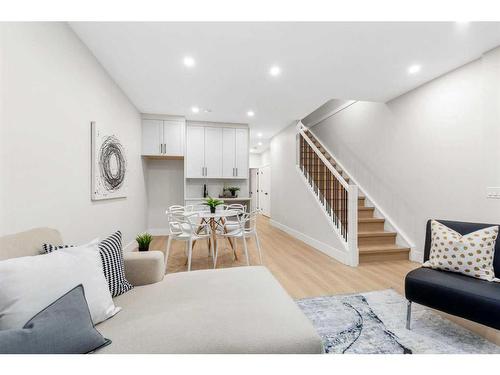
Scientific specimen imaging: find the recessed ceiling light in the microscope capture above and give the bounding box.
[247,110,255,117]
[191,106,199,113]
[408,64,421,75]
[257,132,263,137]
[269,65,281,77]
[183,56,196,67]
[258,142,263,146]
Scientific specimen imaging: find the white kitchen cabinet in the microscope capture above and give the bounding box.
[163,120,184,156]
[234,128,249,178]
[186,126,205,178]
[204,127,223,178]
[186,124,248,179]
[142,119,184,157]
[222,128,236,177]
[142,119,163,155]
[221,128,248,178]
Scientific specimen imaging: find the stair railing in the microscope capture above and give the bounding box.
[296,122,358,266]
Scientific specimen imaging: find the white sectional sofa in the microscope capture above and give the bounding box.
[0,228,323,354]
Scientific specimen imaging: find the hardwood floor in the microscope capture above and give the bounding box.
[150,215,419,299]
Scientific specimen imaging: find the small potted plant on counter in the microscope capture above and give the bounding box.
[136,233,153,252]
[227,186,240,198]
[204,197,224,214]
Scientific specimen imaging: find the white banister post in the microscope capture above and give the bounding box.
[348,184,359,266]
[295,120,303,167]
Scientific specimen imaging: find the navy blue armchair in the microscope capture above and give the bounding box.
[405,219,500,330]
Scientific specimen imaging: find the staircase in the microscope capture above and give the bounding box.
[298,125,410,263]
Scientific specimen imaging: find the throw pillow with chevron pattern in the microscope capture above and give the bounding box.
[42,231,133,297]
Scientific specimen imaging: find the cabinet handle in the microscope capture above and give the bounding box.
[205,167,207,176]
[202,167,204,176]
[163,143,165,154]
[236,167,238,176]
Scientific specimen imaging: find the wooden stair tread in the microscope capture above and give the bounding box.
[359,246,410,255]
[358,206,374,211]
[358,217,385,223]
[359,245,410,254]
[358,231,396,238]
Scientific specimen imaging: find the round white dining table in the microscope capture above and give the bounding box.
[190,209,241,260]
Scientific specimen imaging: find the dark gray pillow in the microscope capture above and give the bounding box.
[0,284,111,354]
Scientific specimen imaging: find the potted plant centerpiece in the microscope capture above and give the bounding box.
[227,186,240,198]
[204,197,224,214]
[136,233,153,252]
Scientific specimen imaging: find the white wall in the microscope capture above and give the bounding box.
[249,153,262,168]
[261,149,271,166]
[269,123,351,263]
[312,47,500,260]
[146,160,184,232]
[0,23,147,247]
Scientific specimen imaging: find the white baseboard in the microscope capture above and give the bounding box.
[269,219,349,265]
[410,249,424,263]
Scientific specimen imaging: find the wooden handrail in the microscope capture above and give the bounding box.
[296,122,358,266]
[299,128,349,189]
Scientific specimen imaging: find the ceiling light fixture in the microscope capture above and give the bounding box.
[191,106,199,113]
[247,110,255,117]
[183,56,196,67]
[408,64,421,75]
[257,132,263,137]
[258,142,263,146]
[269,65,281,77]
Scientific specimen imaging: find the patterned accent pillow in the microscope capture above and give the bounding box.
[42,231,133,297]
[423,220,499,281]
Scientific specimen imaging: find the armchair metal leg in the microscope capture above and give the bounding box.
[406,300,412,330]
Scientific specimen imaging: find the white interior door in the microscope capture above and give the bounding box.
[222,128,236,177]
[204,127,223,178]
[234,128,248,178]
[259,166,271,217]
[186,126,205,178]
[249,168,258,211]
[163,120,184,156]
[142,119,162,155]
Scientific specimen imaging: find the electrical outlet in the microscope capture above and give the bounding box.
[486,187,500,199]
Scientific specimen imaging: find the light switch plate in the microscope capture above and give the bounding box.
[486,187,500,199]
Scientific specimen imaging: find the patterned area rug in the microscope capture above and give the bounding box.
[297,289,500,354]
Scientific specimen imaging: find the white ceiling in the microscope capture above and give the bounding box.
[70,22,500,152]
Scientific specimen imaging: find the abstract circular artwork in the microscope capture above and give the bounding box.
[99,135,126,191]
[91,122,127,200]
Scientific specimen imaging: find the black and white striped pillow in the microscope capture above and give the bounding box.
[42,231,133,297]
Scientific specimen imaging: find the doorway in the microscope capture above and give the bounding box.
[249,168,259,212]
[258,165,271,217]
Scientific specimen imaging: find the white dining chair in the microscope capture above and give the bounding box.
[167,205,186,214]
[214,210,263,268]
[165,212,213,272]
[223,203,246,225]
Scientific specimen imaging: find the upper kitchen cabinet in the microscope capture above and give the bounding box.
[186,123,248,179]
[141,117,185,158]
[222,128,248,178]
[234,128,249,178]
[186,125,206,178]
